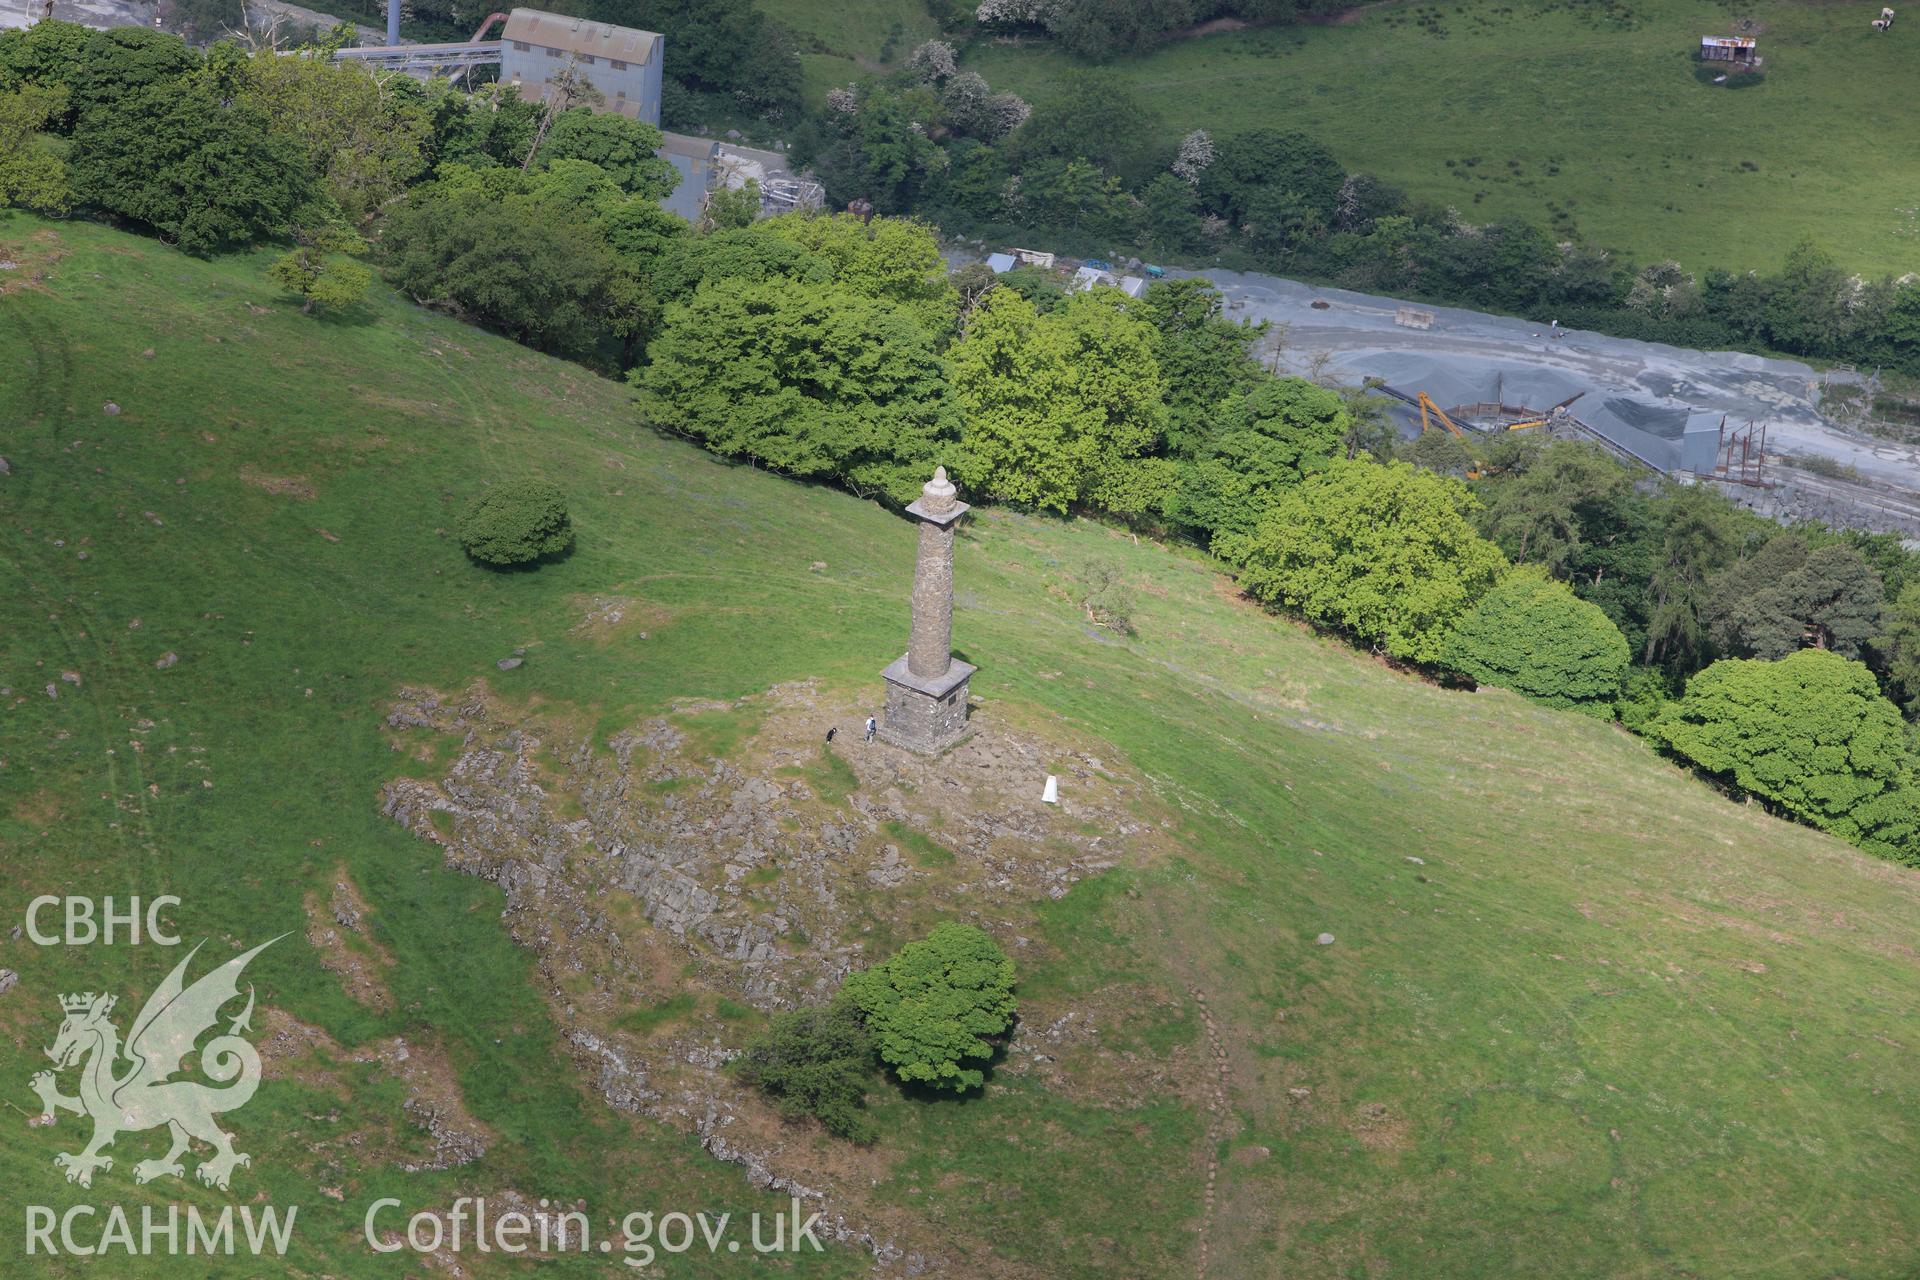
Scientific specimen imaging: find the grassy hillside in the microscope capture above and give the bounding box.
[810,0,1920,276]
[759,0,940,98]
[3,211,1919,1277]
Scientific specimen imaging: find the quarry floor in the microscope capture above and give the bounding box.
[1201,266,1920,493]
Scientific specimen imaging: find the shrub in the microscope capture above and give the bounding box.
[841,923,1016,1092]
[1076,557,1137,634]
[1616,668,1672,734]
[735,996,878,1142]
[456,481,573,567]
[1442,568,1630,715]
[1651,648,1920,864]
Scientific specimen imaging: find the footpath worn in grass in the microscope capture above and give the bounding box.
[3,212,1918,1276]
[894,0,1920,276]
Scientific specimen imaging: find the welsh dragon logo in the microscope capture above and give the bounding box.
[30,937,282,1191]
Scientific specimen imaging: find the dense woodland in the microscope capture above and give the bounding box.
[7,20,1920,870]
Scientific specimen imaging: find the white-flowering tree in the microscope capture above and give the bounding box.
[907,39,958,83]
[976,0,1053,26]
[825,84,859,115]
[985,91,1032,137]
[1171,129,1214,186]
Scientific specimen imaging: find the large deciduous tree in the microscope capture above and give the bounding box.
[69,82,314,254]
[636,276,959,504]
[1702,534,1883,660]
[1442,567,1631,716]
[1196,128,1345,238]
[763,211,958,341]
[383,185,621,356]
[1226,458,1508,665]
[1652,648,1920,864]
[533,108,679,198]
[951,288,1169,514]
[237,50,430,221]
[841,923,1017,1093]
[1016,70,1159,183]
[1168,376,1350,542]
[649,224,830,304]
[1136,277,1266,456]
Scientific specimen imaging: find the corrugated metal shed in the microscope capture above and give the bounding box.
[985,253,1017,274]
[503,9,658,62]
[1681,411,1725,473]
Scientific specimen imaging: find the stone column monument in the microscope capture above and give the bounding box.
[878,466,975,753]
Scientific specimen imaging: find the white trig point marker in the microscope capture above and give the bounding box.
[1041,775,1059,804]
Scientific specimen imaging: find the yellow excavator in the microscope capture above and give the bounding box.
[1411,393,1483,479]
[1415,392,1472,439]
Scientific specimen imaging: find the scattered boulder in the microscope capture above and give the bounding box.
[0,969,17,997]
[496,657,523,671]
[44,684,56,700]
[140,348,155,359]
[1405,856,1425,865]
[867,845,908,888]
[0,457,10,476]
[1315,932,1335,946]
[59,671,80,686]
[102,402,121,416]
[154,651,179,669]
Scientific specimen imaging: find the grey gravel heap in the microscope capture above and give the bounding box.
[878,467,974,753]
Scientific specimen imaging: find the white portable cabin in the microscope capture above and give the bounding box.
[1699,35,1758,64]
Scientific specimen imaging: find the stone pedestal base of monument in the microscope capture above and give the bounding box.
[877,655,976,754]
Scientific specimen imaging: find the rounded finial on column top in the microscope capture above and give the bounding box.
[922,465,957,512]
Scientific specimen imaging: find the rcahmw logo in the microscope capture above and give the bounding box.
[23,930,298,1259]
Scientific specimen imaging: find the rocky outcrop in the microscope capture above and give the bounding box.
[378,679,1163,1275]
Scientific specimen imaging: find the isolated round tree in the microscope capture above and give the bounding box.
[457,481,573,567]
[1652,648,1920,864]
[1443,567,1630,715]
[842,922,1017,1092]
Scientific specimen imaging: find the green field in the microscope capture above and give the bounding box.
[4,211,1920,1276]
[759,0,939,97]
[790,0,1920,276]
